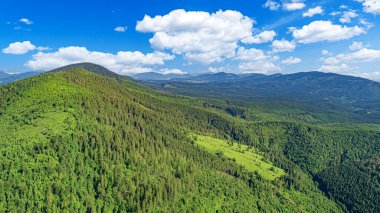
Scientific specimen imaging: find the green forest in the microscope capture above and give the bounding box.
[0,64,379,212]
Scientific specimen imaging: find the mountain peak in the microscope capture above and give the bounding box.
[50,63,122,79]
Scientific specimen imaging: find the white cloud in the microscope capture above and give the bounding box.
[271,39,296,52]
[356,71,380,80]
[349,41,365,51]
[360,19,374,29]
[236,47,272,61]
[322,50,332,56]
[281,56,301,64]
[239,61,281,74]
[264,0,281,11]
[318,64,352,72]
[19,18,33,25]
[208,66,226,73]
[265,0,306,11]
[330,11,341,16]
[356,0,380,15]
[242,30,276,44]
[324,48,380,64]
[2,41,36,54]
[235,47,280,74]
[283,1,306,11]
[290,21,366,44]
[36,46,50,51]
[114,26,127,32]
[160,68,187,75]
[234,47,280,74]
[136,9,254,64]
[339,10,358,23]
[25,46,174,74]
[303,6,324,17]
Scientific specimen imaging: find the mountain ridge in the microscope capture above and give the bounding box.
[132,70,380,84]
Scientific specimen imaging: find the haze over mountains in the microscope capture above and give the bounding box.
[134,70,380,123]
[0,70,42,85]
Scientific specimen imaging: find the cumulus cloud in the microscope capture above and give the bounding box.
[208,66,226,73]
[236,47,272,61]
[242,30,276,44]
[36,46,50,51]
[360,19,373,29]
[239,61,281,74]
[290,21,365,44]
[324,48,380,64]
[159,68,187,75]
[281,56,301,64]
[2,41,36,54]
[26,46,174,74]
[322,50,332,56]
[264,0,281,11]
[349,41,365,51]
[271,39,296,52]
[356,0,380,14]
[19,18,33,25]
[136,9,254,64]
[235,47,280,74]
[114,26,127,32]
[283,0,306,11]
[318,64,352,72]
[340,10,358,23]
[264,0,305,11]
[303,6,324,17]
[356,71,380,80]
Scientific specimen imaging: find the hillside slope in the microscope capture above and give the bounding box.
[0,64,345,212]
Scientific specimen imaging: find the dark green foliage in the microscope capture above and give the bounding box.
[315,162,380,212]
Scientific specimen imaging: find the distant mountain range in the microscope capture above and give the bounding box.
[132,71,262,82]
[135,71,380,122]
[0,70,43,85]
[132,72,192,81]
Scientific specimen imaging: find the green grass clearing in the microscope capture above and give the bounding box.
[191,134,285,180]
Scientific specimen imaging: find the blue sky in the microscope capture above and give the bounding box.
[1,0,380,80]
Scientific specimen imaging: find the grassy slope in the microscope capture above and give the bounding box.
[191,134,285,180]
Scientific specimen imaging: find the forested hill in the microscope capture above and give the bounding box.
[0,64,379,212]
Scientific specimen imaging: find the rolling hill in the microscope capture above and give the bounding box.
[0,63,379,212]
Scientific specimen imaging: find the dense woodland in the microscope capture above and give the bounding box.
[0,64,379,212]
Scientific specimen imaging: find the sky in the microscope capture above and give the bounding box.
[1,0,380,80]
